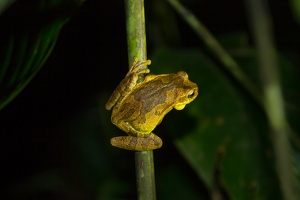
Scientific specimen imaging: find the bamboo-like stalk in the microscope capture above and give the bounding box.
[244,0,299,199]
[124,0,157,199]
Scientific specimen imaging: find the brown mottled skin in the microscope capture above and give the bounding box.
[105,58,198,151]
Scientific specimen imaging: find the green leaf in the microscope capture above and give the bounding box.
[151,47,281,199]
[0,0,85,110]
[0,0,16,14]
[290,0,300,24]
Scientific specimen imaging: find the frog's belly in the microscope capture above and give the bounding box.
[131,115,162,134]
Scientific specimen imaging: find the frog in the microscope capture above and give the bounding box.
[105,57,198,151]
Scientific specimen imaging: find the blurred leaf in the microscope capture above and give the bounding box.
[157,166,206,199]
[151,47,281,199]
[290,0,300,24]
[0,0,85,110]
[0,0,16,14]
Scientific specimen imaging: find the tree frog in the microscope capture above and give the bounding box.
[105,57,198,151]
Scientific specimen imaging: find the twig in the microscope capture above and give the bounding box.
[244,0,299,199]
[124,0,157,199]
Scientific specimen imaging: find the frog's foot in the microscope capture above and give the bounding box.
[110,133,162,151]
[128,57,151,75]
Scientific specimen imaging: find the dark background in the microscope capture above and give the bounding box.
[1,0,299,199]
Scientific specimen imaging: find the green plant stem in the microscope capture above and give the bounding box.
[125,0,157,199]
[244,0,299,199]
[125,0,147,72]
[166,0,263,107]
[135,151,156,200]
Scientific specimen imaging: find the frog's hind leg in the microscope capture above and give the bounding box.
[110,133,162,151]
[105,58,151,111]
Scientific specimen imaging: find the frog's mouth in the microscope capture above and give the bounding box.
[175,104,186,110]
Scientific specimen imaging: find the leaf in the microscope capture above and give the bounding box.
[156,166,206,199]
[0,0,85,110]
[150,47,281,199]
[290,0,300,24]
[0,0,16,14]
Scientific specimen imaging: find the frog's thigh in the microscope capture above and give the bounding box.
[110,133,162,151]
[118,121,146,138]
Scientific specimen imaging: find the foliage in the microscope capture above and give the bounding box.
[0,0,84,110]
[151,45,281,199]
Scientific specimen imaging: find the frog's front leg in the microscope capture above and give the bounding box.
[110,133,162,151]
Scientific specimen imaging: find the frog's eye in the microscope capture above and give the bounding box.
[187,90,195,99]
[177,71,187,78]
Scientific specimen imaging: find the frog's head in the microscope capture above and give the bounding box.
[173,71,198,110]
